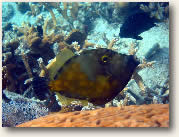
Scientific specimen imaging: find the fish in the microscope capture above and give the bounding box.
[119,12,156,40]
[48,48,139,105]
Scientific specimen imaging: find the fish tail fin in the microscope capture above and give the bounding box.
[134,35,143,40]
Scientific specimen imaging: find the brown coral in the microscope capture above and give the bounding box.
[56,2,79,21]
[15,20,64,64]
[107,38,118,49]
[65,29,87,47]
[2,64,17,91]
[17,104,169,127]
[59,2,68,20]
[83,40,95,49]
[43,3,57,31]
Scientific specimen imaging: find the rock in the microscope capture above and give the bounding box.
[17,104,169,127]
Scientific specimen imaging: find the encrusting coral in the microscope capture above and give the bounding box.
[17,104,169,127]
[2,90,49,127]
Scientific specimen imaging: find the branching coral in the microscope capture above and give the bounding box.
[42,3,57,31]
[56,2,79,21]
[14,20,64,64]
[58,2,69,20]
[2,58,32,95]
[3,39,19,55]
[69,2,79,19]
[60,29,96,53]
[38,58,49,79]
[2,65,17,91]
[128,42,138,55]
[27,3,41,16]
[83,40,95,49]
[140,2,169,21]
[21,53,33,78]
[131,59,155,96]
[125,41,156,97]
[107,38,118,49]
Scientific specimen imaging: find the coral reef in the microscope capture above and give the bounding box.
[13,23,56,64]
[27,3,41,17]
[17,104,169,127]
[2,2,169,127]
[2,54,30,94]
[2,90,49,127]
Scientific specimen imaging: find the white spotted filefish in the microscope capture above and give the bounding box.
[48,48,139,105]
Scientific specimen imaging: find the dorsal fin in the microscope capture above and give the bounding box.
[39,48,75,80]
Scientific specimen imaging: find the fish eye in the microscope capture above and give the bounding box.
[101,55,109,63]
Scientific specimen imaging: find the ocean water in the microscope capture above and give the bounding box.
[2,2,169,127]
